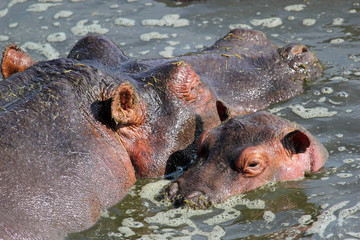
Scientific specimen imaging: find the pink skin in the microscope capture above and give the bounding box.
[163,111,328,208]
[1,44,35,78]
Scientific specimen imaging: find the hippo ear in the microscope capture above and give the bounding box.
[165,61,203,103]
[281,130,310,154]
[111,82,145,126]
[67,35,128,68]
[216,100,231,122]
[1,44,35,78]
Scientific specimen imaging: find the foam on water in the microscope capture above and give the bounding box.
[141,14,189,27]
[347,232,360,238]
[47,32,66,42]
[0,35,9,41]
[53,10,73,19]
[167,40,180,46]
[114,17,136,27]
[298,214,313,226]
[338,201,360,226]
[144,208,211,227]
[138,179,170,204]
[336,173,353,178]
[8,0,28,8]
[0,8,8,18]
[71,19,109,36]
[216,193,266,210]
[229,23,252,29]
[330,38,345,44]
[321,87,334,94]
[142,213,226,240]
[159,46,175,58]
[332,17,345,26]
[26,3,61,12]
[203,208,241,225]
[303,18,316,26]
[122,218,144,228]
[284,4,306,11]
[250,17,282,28]
[140,32,169,41]
[117,226,135,237]
[263,210,276,223]
[288,104,337,118]
[9,22,18,28]
[21,41,59,59]
[307,201,349,238]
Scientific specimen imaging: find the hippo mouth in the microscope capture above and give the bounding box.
[279,43,321,76]
[158,181,216,209]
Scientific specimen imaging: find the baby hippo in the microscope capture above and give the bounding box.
[162,111,328,208]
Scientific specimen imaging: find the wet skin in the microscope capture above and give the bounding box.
[162,111,328,209]
[129,28,323,116]
[0,43,212,239]
[4,29,323,117]
[0,29,322,238]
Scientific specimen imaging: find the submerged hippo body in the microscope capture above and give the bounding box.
[0,29,322,239]
[162,111,328,208]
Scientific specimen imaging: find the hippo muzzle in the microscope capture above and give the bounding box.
[279,43,323,77]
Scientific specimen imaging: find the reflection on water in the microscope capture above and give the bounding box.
[1,0,359,239]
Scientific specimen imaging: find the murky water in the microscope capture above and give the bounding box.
[1,0,359,239]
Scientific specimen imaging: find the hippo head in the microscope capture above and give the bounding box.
[217,28,323,80]
[96,61,218,178]
[161,111,328,208]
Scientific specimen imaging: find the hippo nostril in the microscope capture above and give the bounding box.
[167,182,179,199]
[292,45,308,56]
[186,191,202,200]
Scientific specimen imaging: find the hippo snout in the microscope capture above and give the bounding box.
[160,181,215,209]
[279,43,322,77]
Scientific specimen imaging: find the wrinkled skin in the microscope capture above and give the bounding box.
[0,29,322,239]
[162,111,328,209]
[3,29,323,117]
[0,38,214,239]
[139,28,323,116]
[1,44,35,78]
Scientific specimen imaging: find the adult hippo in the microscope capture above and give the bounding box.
[0,29,322,239]
[161,111,328,208]
[0,48,217,239]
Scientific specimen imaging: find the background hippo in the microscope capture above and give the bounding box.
[162,111,328,208]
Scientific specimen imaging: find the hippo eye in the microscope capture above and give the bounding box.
[243,157,265,177]
[235,148,266,177]
[248,159,260,168]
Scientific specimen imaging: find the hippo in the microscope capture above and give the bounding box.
[0,29,322,239]
[161,111,328,209]
[0,44,217,239]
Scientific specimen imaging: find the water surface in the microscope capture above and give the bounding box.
[1,0,359,239]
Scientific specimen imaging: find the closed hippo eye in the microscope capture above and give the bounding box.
[244,158,265,177]
[235,148,266,177]
[248,159,260,168]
